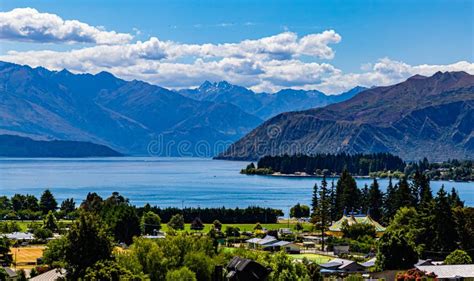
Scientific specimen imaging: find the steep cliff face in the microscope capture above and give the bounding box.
[217,72,474,161]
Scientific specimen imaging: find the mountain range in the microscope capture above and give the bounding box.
[0,61,359,156]
[217,71,474,161]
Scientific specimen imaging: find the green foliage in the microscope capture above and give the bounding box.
[432,186,458,254]
[367,178,383,221]
[336,170,360,217]
[376,208,418,270]
[141,211,161,235]
[39,189,58,214]
[80,192,103,212]
[0,221,21,233]
[190,217,204,231]
[43,237,68,268]
[84,260,146,281]
[341,222,376,240]
[444,249,473,265]
[225,226,240,237]
[64,212,113,279]
[290,203,310,218]
[269,251,309,281]
[212,220,222,231]
[43,211,58,232]
[102,201,141,245]
[60,198,76,214]
[33,227,53,240]
[168,214,185,230]
[184,252,214,281]
[165,267,197,281]
[0,237,12,265]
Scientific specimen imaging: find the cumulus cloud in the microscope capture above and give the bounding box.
[0,8,132,44]
[0,9,472,94]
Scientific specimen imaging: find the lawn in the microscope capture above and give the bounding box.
[288,253,333,264]
[2,220,73,232]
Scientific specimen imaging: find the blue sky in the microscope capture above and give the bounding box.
[0,0,472,93]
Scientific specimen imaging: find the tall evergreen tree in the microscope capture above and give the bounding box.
[329,180,337,221]
[396,177,414,209]
[368,178,384,221]
[412,170,432,207]
[316,177,331,252]
[384,176,397,223]
[448,187,464,208]
[40,189,58,214]
[361,184,369,214]
[432,186,458,256]
[336,170,360,217]
[311,183,319,216]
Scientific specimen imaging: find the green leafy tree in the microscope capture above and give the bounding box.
[103,204,141,245]
[141,211,161,235]
[290,203,310,218]
[342,222,376,240]
[269,251,309,281]
[166,267,197,281]
[60,198,76,214]
[183,252,214,281]
[453,207,474,259]
[383,176,398,222]
[376,207,418,270]
[212,220,222,231]
[80,192,103,213]
[167,214,185,230]
[444,249,473,265]
[39,189,57,214]
[84,260,144,281]
[33,227,53,240]
[64,212,113,279]
[43,237,68,268]
[0,237,12,265]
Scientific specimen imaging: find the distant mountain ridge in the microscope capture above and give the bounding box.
[179,81,366,119]
[0,61,361,157]
[0,135,122,157]
[217,71,474,161]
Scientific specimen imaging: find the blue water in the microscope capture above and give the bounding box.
[0,157,472,211]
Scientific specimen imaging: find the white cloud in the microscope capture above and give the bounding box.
[0,8,132,44]
[0,8,472,94]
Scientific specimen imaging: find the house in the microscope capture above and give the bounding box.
[262,241,300,254]
[245,235,300,253]
[29,268,66,281]
[416,264,474,280]
[333,245,350,255]
[328,211,386,238]
[226,257,271,281]
[320,258,366,275]
[1,267,18,281]
[246,235,278,249]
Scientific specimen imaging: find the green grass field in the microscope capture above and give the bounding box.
[288,253,332,264]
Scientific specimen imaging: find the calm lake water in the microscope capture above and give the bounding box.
[0,157,472,212]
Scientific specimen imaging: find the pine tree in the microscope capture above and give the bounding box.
[368,178,384,221]
[384,176,397,223]
[39,189,57,214]
[336,170,360,217]
[329,180,337,221]
[311,183,319,216]
[448,187,464,208]
[412,170,432,207]
[316,176,331,252]
[396,177,414,208]
[432,186,458,256]
[361,184,369,213]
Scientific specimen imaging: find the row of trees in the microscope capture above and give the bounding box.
[310,170,463,225]
[255,153,406,175]
[0,190,75,220]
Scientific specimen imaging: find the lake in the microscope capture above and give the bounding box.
[0,157,472,212]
